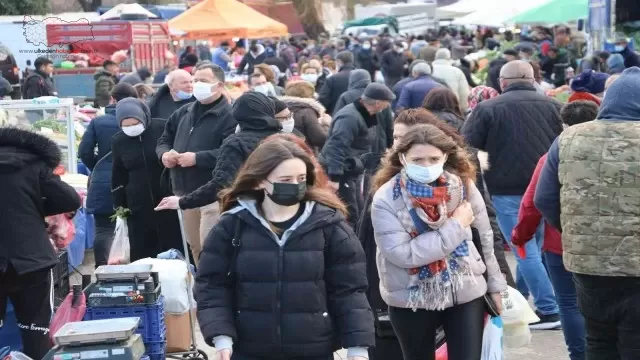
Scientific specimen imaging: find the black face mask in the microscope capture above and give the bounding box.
[266,181,306,206]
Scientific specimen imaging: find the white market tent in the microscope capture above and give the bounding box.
[437,0,484,19]
[99,3,158,20]
[452,0,550,27]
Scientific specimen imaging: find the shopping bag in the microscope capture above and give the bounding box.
[481,316,503,360]
[48,290,86,344]
[107,217,130,265]
[46,213,76,249]
[501,286,539,349]
[435,342,448,360]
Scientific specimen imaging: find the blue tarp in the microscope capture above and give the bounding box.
[97,5,185,20]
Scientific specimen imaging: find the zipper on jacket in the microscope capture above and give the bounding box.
[276,246,284,348]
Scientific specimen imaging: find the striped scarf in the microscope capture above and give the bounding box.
[394,170,473,310]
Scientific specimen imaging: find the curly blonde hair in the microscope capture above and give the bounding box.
[285,81,315,98]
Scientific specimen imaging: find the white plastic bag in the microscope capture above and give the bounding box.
[500,286,539,349]
[108,217,130,265]
[374,70,385,84]
[481,316,504,360]
[132,258,196,314]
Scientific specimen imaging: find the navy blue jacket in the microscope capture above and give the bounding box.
[396,75,443,110]
[78,105,120,215]
[534,139,561,231]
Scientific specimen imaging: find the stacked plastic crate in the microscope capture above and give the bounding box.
[53,250,71,309]
[83,272,166,360]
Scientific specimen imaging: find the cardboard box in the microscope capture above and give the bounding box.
[165,310,196,352]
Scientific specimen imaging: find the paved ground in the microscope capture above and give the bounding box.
[76,251,568,360]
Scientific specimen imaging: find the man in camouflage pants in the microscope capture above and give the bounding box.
[536,67,640,359]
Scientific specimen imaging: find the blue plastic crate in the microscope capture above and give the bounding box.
[147,353,165,360]
[84,297,166,342]
[144,340,167,355]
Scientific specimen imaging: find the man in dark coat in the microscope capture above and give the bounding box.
[148,69,195,120]
[0,127,80,359]
[111,98,183,262]
[156,63,236,264]
[78,82,138,267]
[22,56,57,99]
[463,60,563,329]
[380,41,407,88]
[318,51,356,115]
[320,83,395,228]
[356,40,376,79]
[155,92,284,213]
[396,62,443,111]
[237,42,268,75]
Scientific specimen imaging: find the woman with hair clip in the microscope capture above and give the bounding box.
[194,139,374,360]
[370,124,507,360]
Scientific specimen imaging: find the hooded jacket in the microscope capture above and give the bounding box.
[179,93,282,209]
[280,96,328,150]
[94,69,118,107]
[23,69,56,99]
[156,95,236,195]
[78,105,120,215]
[334,69,371,114]
[111,98,182,262]
[237,44,268,75]
[535,67,640,277]
[195,200,374,358]
[0,127,81,275]
[148,83,196,120]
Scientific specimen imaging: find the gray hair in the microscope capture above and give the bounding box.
[412,62,432,76]
[195,62,226,82]
[499,60,534,87]
[165,69,191,85]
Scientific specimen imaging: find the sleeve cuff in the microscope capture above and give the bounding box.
[213,335,233,351]
[347,347,369,359]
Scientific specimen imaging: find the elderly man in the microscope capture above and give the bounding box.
[156,63,237,265]
[396,62,442,111]
[320,83,395,228]
[148,69,195,120]
[463,60,564,329]
[431,48,469,112]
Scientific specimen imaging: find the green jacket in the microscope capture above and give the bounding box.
[94,69,117,107]
[558,120,640,277]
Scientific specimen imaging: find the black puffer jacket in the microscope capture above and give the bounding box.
[147,83,195,120]
[179,93,282,209]
[195,200,375,358]
[462,83,563,196]
[318,65,355,115]
[156,96,236,195]
[0,127,80,275]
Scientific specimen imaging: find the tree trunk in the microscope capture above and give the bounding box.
[291,0,327,39]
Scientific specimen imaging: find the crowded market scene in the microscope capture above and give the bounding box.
[1,0,639,359]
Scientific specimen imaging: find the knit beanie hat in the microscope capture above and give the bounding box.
[571,70,609,94]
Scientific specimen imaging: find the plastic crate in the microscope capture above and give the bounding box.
[144,340,167,355]
[84,297,166,342]
[53,277,70,309]
[86,282,161,308]
[54,251,70,285]
[147,353,165,360]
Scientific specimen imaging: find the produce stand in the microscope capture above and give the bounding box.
[0,98,77,174]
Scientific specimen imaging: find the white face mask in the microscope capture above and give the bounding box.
[281,117,295,133]
[122,123,145,137]
[253,84,271,95]
[193,81,217,101]
[301,73,318,84]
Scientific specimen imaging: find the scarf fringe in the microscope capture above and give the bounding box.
[407,263,475,311]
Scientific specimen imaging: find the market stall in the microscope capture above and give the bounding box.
[168,0,288,40]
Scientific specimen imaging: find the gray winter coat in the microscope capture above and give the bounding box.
[371,177,507,309]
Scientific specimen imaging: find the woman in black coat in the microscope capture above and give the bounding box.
[111,98,182,262]
[194,139,374,360]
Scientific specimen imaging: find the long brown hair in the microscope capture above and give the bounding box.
[219,139,346,215]
[395,108,466,146]
[422,88,465,119]
[372,124,476,193]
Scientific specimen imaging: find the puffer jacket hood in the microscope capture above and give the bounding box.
[280,96,326,117]
[348,69,371,90]
[233,92,281,131]
[0,127,61,173]
[116,97,151,128]
[94,68,114,81]
[599,66,640,121]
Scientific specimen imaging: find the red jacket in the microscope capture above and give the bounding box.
[511,154,563,255]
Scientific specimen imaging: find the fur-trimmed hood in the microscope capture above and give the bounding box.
[279,96,326,117]
[0,127,61,173]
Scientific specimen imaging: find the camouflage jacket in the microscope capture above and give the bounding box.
[558,120,640,276]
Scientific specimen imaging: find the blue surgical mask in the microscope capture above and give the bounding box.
[614,45,625,52]
[175,90,192,100]
[402,154,445,184]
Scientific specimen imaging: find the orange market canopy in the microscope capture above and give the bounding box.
[168,0,288,40]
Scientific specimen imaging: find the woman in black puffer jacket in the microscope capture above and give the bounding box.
[194,139,374,360]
